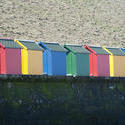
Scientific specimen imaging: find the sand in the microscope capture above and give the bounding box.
[0,0,125,47]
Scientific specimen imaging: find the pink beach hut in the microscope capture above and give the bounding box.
[0,38,22,74]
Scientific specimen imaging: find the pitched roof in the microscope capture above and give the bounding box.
[0,39,22,49]
[64,44,90,54]
[40,42,67,52]
[106,47,125,56]
[89,46,109,55]
[18,40,43,50]
[121,48,125,52]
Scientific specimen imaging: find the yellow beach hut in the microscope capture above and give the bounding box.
[102,47,125,77]
[14,39,43,75]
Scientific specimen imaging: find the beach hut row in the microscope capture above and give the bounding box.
[0,38,125,77]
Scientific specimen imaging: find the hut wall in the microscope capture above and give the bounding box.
[109,55,114,77]
[0,51,2,74]
[43,50,48,74]
[66,52,76,76]
[43,49,52,75]
[71,53,76,76]
[21,49,28,74]
[0,47,6,74]
[66,52,72,75]
[5,48,21,74]
[47,50,53,75]
[93,54,98,76]
[89,53,93,76]
[28,50,43,75]
[89,53,98,76]
[0,47,1,74]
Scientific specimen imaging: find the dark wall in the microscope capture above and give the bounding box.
[0,79,125,125]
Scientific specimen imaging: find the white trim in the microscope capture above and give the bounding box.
[17,39,35,42]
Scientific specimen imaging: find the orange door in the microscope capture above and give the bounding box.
[28,50,43,75]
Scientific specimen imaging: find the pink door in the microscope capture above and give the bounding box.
[6,48,21,74]
[97,55,110,76]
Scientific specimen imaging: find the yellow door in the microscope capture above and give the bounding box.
[28,50,43,75]
[113,56,125,77]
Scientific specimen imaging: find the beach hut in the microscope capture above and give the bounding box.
[64,44,90,76]
[39,42,67,76]
[121,48,125,53]
[84,45,110,77]
[14,39,43,75]
[102,47,125,77]
[0,38,22,74]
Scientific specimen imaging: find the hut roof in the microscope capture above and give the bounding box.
[64,44,90,54]
[89,46,109,55]
[106,47,125,56]
[0,39,22,49]
[40,42,67,52]
[18,40,43,50]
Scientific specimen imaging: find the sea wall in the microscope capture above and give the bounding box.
[0,77,125,125]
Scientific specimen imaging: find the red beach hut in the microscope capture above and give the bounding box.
[84,45,110,77]
[0,38,22,74]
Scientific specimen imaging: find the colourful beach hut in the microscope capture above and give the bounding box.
[84,45,110,77]
[64,44,90,76]
[39,42,67,76]
[102,47,125,77]
[121,48,125,52]
[0,38,22,74]
[14,39,43,75]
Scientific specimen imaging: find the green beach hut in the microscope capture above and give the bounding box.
[64,44,90,76]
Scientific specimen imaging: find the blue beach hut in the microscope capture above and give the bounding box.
[121,48,125,53]
[39,42,68,76]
